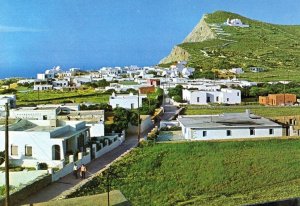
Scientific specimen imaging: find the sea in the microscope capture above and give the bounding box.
[0,68,39,80]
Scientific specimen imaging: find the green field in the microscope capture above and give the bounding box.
[69,139,300,205]
[183,105,300,118]
[16,89,110,105]
[34,190,129,206]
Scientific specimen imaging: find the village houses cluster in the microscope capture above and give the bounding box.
[0,57,297,193]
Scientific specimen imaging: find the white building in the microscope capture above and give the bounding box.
[33,84,53,91]
[182,88,241,105]
[109,92,146,109]
[10,107,60,120]
[17,79,36,85]
[230,68,244,74]
[52,80,69,89]
[73,76,92,87]
[0,119,90,167]
[226,18,249,27]
[177,111,283,140]
[0,94,16,111]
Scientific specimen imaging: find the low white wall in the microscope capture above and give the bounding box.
[94,137,124,159]
[0,170,48,187]
[159,120,179,128]
[51,152,91,182]
[50,136,124,182]
[9,159,64,169]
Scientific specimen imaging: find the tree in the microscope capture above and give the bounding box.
[112,107,138,132]
[173,95,183,103]
[168,85,183,98]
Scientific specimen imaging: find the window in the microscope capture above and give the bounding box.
[203,131,207,137]
[25,145,32,156]
[206,97,211,103]
[250,128,255,136]
[216,96,219,102]
[237,92,240,96]
[227,98,229,102]
[131,103,134,109]
[197,97,200,103]
[226,130,231,136]
[11,145,18,156]
[269,129,274,135]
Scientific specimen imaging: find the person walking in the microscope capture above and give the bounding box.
[73,163,78,179]
[80,164,87,179]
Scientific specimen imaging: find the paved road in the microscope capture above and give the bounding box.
[19,134,139,206]
[161,97,181,121]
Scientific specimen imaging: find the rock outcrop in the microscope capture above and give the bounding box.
[183,15,216,43]
[159,14,216,64]
[159,46,190,64]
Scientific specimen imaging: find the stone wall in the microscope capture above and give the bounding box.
[0,174,51,206]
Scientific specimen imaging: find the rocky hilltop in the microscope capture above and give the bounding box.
[160,14,216,64]
[159,11,300,81]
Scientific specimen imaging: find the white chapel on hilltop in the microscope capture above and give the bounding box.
[226,18,249,27]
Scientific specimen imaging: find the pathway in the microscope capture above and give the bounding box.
[19,134,139,206]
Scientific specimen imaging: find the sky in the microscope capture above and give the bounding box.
[0,0,299,78]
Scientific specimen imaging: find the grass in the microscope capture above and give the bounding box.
[68,138,300,205]
[183,105,300,118]
[16,89,110,105]
[164,11,300,82]
[34,190,130,206]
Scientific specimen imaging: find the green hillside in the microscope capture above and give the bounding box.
[161,11,300,81]
[69,139,300,205]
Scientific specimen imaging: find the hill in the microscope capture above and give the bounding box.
[160,11,300,81]
[68,138,300,205]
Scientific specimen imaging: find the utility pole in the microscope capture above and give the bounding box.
[38,87,40,103]
[5,103,10,206]
[283,83,286,106]
[106,167,110,206]
[137,92,141,145]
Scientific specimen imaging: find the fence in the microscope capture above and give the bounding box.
[51,135,125,182]
[51,152,91,182]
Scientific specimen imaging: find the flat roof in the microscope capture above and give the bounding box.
[177,112,281,129]
[0,119,58,132]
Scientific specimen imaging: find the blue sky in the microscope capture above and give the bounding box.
[0,0,299,78]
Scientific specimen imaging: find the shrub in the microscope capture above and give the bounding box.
[38,162,48,170]
[160,126,182,131]
[173,95,182,103]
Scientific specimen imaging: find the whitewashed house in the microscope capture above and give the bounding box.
[33,84,53,91]
[10,107,60,120]
[37,66,63,80]
[177,111,283,140]
[52,80,69,89]
[109,92,146,109]
[17,79,36,85]
[73,76,92,87]
[0,94,16,111]
[0,119,90,167]
[230,68,244,74]
[226,18,249,27]
[182,88,241,105]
